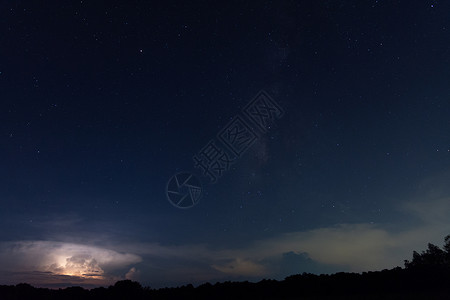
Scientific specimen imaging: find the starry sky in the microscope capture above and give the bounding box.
[1,0,450,289]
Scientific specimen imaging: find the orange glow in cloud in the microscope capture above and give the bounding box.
[47,253,105,279]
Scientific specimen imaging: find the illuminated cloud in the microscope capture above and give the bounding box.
[47,254,104,278]
[0,241,142,287]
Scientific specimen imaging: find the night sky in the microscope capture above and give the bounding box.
[1,0,450,289]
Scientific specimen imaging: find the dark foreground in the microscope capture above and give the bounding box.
[1,267,450,300]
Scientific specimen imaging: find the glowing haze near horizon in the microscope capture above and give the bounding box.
[1,0,450,289]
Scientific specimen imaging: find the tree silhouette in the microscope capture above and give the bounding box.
[444,234,450,264]
[404,234,450,270]
[109,280,143,299]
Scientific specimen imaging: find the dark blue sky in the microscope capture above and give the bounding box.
[1,0,450,288]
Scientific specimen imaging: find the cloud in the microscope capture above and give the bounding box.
[0,241,142,287]
[251,223,398,271]
[277,251,340,277]
[48,254,104,278]
[211,258,268,277]
[125,267,140,280]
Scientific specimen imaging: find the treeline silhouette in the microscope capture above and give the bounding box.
[2,235,450,299]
